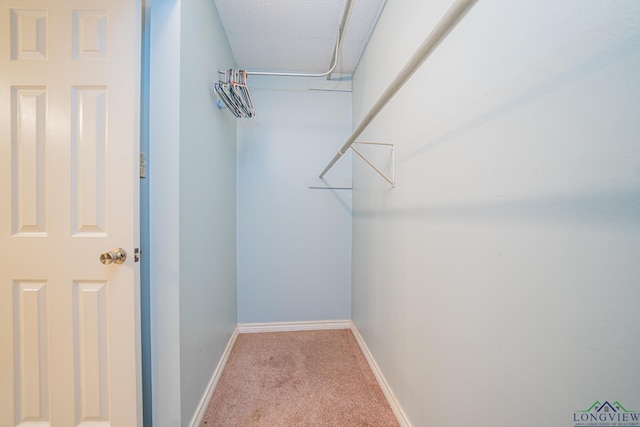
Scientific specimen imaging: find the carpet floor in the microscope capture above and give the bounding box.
[200,329,400,426]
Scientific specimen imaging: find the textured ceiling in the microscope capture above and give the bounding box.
[213,0,387,76]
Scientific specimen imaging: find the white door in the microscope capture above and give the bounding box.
[0,0,142,426]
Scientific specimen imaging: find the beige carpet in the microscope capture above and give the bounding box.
[200,329,400,426]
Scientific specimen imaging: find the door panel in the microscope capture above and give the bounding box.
[71,85,108,236]
[13,280,50,424]
[0,0,141,426]
[11,86,47,237]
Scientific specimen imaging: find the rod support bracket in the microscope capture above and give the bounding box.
[351,142,395,187]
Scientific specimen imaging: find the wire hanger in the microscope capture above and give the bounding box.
[213,69,255,118]
[213,0,352,118]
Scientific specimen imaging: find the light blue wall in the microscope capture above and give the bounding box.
[149,0,182,424]
[351,1,640,426]
[150,0,237,425]
[237,76,352,323]
[140,1,152,424]
[178,0,237,425]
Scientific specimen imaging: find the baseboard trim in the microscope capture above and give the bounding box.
[189,325,239,427]
[237,319,352,334]
[349,322,412,427]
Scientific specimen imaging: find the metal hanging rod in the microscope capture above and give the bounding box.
[217,0,352,79]
[218,33,340,78]
[319,0,478,181]
[326,0,354,81]
[229,33,339,77]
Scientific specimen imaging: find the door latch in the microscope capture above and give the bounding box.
[140,153,147,178]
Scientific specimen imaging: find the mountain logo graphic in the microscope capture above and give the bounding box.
[579,401,634,413]
[573,400,639,427]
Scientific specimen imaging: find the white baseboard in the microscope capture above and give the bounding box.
[237,319,352,334]
[349,322,412,427]
[189,325,239,427]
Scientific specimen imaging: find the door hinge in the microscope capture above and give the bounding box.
[140,152,147,178]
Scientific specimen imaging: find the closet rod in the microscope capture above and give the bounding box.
[217,0,353,78]
[319,0,478,179]
[217,33,340,78]
[326,0,354,80]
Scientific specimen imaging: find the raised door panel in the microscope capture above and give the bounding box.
[11,87,47,236]
[12,281,49,426]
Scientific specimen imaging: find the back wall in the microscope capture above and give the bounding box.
[237,76,353,323]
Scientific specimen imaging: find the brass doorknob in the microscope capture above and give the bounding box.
[100,248,127,265]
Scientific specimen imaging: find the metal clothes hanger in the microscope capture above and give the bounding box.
[214,69,256,118]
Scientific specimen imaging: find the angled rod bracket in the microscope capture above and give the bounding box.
[350,142,395,187]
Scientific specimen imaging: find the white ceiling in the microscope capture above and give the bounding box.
[212,0,387,76]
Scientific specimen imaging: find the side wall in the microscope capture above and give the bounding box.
[351,1,640,426]
[140,0,152,424]
[150,0,238,425]
[237,76,352,323]
[149,0,182,424]
[178,0,238,425]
